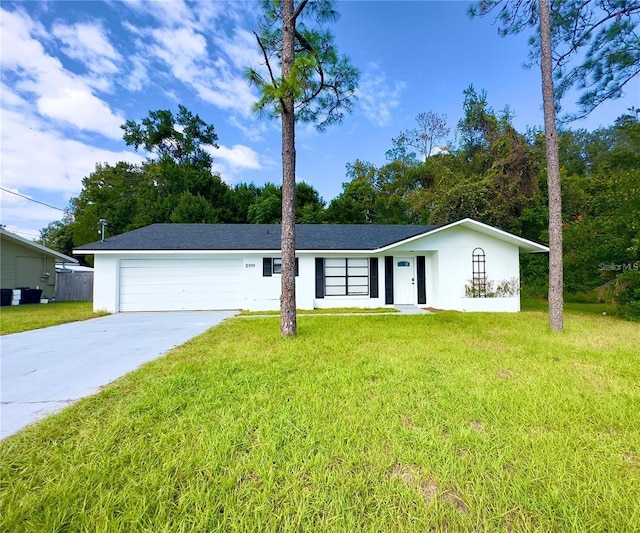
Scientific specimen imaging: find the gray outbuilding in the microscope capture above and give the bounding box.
[1,228,77,304]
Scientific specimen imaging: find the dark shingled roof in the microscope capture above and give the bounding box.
[75,224,441,252]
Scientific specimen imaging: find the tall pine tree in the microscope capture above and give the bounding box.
[246,0,359,336]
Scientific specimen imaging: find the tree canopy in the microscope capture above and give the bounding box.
[121,105,218,167]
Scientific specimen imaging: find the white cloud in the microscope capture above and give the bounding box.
[1,114,144,196]
[194,75,257,115]
[37,88,123,135]
[228,115,270,142]
[196,1,237,25]
[150,26,208,65]
[357,62,406,126]
[122,0,244,28]
[52,21,121,78]
[122,1,261,118]
[1,8,124,139]
[0,82,138,235]
[211,143,277,183]
[123,0,195,28]
[141,24,258,116]
[214,27,263,73]
[215,144,262,170]
[0,87,144,197]
[122,55,148,92]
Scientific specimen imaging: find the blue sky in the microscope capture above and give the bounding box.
[1,0,638,240]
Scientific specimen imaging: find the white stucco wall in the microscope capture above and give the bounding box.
[391,226,521,311]
[93,254,119,312]
[242,254,315,311]
[425,252,439,308]
[241,255,279,311]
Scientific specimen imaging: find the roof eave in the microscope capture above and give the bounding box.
[74,248,379,255]
[378,218,549,254]
[454,218,549,253]
[2,228,78,263]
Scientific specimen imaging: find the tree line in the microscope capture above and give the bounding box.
[40,93,639,320]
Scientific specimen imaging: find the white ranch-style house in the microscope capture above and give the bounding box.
[74,218,549,313]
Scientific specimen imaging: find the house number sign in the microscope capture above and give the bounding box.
[245,263,256,268]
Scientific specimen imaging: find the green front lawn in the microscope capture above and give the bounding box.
[0,302,109,335]
[1,310,639,531]
[521,298,617,316]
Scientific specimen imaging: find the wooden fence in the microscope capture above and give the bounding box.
[55,271,93,302]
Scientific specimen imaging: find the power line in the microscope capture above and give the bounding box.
[9,229,42,238]
[0,186,66,212]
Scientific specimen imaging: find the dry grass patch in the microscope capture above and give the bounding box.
[389,463,469,515]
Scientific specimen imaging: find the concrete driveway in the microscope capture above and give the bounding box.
[1,311,237,440]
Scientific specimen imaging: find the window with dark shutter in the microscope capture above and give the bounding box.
[384,256,394,304]
[263,258,272,277]
[417,256,426,305]
[315,258,324,298]
[369,258,379,298]
[264,257,298,276]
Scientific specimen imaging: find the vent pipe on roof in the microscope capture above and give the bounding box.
[99,219,108,241]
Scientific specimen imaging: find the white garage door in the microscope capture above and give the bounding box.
[119,258,243,312]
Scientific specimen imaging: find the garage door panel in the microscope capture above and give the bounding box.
[121,264,240,274]
[121,290,241,301]
[120,258,240,268]
[122,282,243,296]
[120,266,240,278]
[120,275,241,287]
[119,299,240,312]
[119,258,243,312]
[120,294,238,310]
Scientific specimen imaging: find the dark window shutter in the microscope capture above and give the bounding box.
[417,255,426,305]
[263,257,272,277]
[385,256,394,305]
[315,258,324,298]
[369,258,379,298]
[295,257,299,277]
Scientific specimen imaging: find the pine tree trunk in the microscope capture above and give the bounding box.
[280,0,297,336]
[539,0,564,332]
